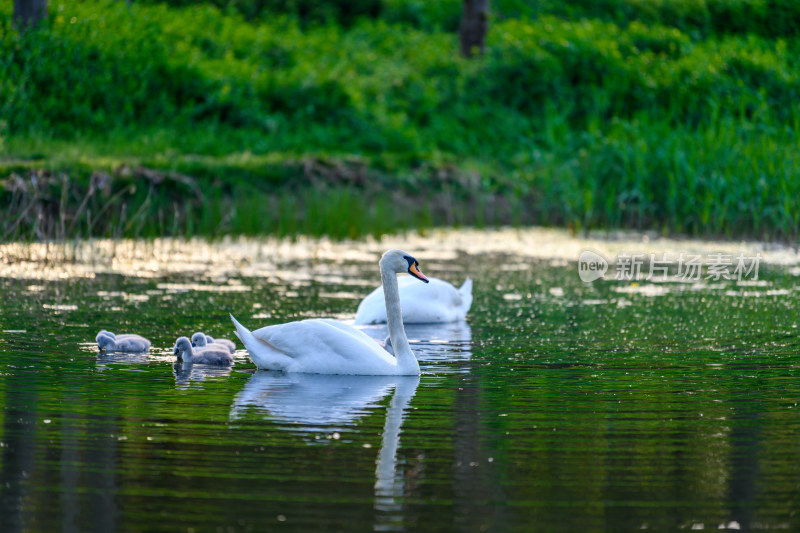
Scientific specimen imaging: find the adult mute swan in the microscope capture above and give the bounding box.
[230,249,429,376]
[354,276,472,325]
[191,332,236,353]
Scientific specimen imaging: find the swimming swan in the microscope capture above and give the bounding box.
[96,330,151,345]
[354,276,472,325]
[173,337,233,366]
[230,249,429,375]
[96,331,151,352]
[191,332,236,353]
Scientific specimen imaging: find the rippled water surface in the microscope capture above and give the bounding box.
[2,229,800,532]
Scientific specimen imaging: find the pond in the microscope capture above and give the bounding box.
[1,228,800,532]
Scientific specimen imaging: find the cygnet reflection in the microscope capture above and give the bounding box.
[95,351,150,370]
[173,360,233,389]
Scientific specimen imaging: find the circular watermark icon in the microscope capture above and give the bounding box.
[578,249,608,283]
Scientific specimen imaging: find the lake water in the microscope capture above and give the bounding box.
[1,228,800,532]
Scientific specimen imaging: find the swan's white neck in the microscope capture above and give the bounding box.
[380,261,419,374]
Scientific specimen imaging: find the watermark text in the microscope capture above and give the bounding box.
[579,251,760,282]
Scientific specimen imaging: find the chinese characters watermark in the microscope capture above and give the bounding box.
[579,250,760,283]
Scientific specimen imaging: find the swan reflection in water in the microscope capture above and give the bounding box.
[173,360,233,389]
[230,371,420,529]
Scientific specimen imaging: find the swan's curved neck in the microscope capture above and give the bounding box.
[380,264,419,373]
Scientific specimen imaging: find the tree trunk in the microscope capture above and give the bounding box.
[13,0,48,29]
[459,0,489,58]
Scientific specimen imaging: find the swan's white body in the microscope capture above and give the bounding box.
[354,276,472,325]
[231,249,428,376]
[231,317,414,375]
[96,331,151,352]
[191,332,236,353]
[174,337,233,366]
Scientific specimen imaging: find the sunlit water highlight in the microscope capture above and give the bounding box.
[1,228,800,531]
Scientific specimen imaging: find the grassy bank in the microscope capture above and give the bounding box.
[2,0,799,241]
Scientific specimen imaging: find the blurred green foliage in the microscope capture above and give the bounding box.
[1,0,798,240]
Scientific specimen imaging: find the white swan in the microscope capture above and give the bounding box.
[191,332,236,353]
[230,249,429,375]
[173,337,233,366]
[96,331,151,352]
[354,276,472,325]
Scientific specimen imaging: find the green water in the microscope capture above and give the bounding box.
[1,234,799,532]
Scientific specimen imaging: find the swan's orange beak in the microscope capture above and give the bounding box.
[409,262,429,283]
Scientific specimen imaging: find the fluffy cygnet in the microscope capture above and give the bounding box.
[174,337,233,365]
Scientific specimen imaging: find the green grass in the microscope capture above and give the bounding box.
[1,0,798,241]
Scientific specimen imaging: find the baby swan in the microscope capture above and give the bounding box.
[174,337,233,366]
[203,334,236,353]
[191,332,236,353]
[96,330,151,345]
[96,331,151,353]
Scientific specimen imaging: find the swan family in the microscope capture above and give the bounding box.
[96,249,472,376]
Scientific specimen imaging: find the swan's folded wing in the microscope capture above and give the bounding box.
[249,321,320,357]
[251,319,396,370]
[308,320,397,363]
